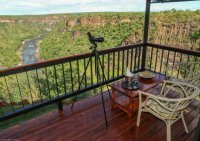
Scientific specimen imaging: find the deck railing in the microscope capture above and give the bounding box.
[0,42,200,121]
[145,43,200,76]
[0,43,144,121]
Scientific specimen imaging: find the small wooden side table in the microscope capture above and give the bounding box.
[109,73,165,118]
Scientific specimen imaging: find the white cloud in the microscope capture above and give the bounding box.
[16,1,44,8]
[0,0,199,15]
[48,0,113,5]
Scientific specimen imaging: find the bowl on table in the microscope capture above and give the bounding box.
[138,71,155,79]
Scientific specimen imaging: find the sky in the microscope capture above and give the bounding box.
[0,0,199,15]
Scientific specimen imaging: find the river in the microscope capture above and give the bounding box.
[22,34,44,64]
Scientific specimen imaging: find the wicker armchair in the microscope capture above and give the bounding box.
[136,80,200,141]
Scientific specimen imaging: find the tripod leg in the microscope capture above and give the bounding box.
[96,55,111,99]
[71,56,92,109]
[96,52,108,128]
[100,82,108,128]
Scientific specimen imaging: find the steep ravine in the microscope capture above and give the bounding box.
[20,34,44,65]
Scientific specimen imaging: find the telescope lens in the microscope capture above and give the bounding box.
[87,32,104,44]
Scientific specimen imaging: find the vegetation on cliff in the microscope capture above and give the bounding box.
[0,11,200,67]
[40,12,144,59]
[40,10,200,60]
[0,22,44,67]
[0,14,67,68]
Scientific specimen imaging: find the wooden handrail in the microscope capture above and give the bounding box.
[147,43,200,57]
[0,43,143,76]
[1,42,199,77]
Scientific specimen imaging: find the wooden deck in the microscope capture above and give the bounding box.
[0,85,199,141]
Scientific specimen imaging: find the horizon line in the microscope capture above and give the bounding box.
[0,9,199,16]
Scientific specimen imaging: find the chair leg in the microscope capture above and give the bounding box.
[136,108,142,127]
[181,112,189,133]
[166,123,171,141]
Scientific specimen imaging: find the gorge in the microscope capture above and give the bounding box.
[21,34,44,65]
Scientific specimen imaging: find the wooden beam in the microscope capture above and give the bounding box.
[151,0,199,3]
[141,0,151,70]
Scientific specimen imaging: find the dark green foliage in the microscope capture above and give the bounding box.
[192,29,200,40]
[40,13,144,59]
[0,22,45,67]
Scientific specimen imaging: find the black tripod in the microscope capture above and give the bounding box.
[71,32,111,127]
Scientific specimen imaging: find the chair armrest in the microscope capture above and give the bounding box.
[138,91,180,112]
[138,91,184,102]
[163,80,199,88]
[161,80,200,98]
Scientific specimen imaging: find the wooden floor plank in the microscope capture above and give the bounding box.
[0,89,199,141]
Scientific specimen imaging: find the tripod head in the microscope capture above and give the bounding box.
[87,32,104,49]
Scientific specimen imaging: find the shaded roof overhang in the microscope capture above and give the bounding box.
[151,0,200,3]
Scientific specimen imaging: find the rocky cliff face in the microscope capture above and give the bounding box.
[0,15,65,25]
[0,18,16,23]
[66,16,134,28]
[23,16,64,24]
[150,22,199,50]
[65,15,143,45]
[121,32,143,46]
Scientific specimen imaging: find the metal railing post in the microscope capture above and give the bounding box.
[57,100,63,111]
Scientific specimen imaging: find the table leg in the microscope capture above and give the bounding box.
[111,87,116,110]
[128,98,134,118]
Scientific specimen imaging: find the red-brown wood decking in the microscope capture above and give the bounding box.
[0,85,199,141]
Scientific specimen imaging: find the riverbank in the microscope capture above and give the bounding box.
[19,34,44,65]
